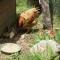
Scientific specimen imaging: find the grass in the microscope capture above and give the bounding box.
[5,29,60,60]
[6,45,59,60]
[16,0,31,14]
[5,28,60,60]
[53,16,60,28]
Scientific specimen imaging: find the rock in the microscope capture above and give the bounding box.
[9,31,15,38]
[20,34,26,39]
[1,43,21,54]
[9,28,17,39]
[30,40,47,53]
[47,40,60,53]
[30,40,60,54]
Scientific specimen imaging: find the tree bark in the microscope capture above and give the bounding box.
[39,0,52,30]
[49,0,53,29]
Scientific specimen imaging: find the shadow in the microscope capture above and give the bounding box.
[0,28,39,44]
[1,50,21,55]
[0,31,22,44]
[16,28,39,34]
[30,29,39,33]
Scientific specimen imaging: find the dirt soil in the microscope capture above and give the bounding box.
[0,33,36,60]
[0,19,42,60]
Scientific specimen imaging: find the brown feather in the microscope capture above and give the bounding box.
[18,8,39,29]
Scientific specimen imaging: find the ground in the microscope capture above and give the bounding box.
[0,17,42,60]
[0,15,60,60]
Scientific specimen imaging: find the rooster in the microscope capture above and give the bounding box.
[17,8,40,32]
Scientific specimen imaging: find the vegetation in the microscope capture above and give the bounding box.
[6,44,59,60]
[16,0,30,13]
[5,0,60,60]
[6,28,60,60]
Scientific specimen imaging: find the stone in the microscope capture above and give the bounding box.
[1,43,21,54]
[9,31,15,38]
[30,40,60,54]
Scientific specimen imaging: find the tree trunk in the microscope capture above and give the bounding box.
[49,0,53,29]
[39,0,52,30]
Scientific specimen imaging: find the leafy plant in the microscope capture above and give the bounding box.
[6,45,58,60]
[55,29,60,43]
